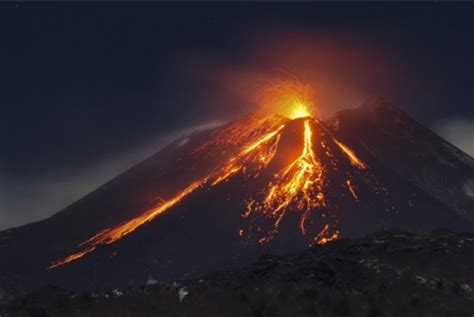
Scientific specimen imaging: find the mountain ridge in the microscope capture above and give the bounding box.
[0,100,473,297]
[2,229,474,316]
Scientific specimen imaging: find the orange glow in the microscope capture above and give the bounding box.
[50,122,286,269]
[314,224,339,244]
[244,119,331,242]
[258,78,317,119]
[211,125,284,186]
[288,102,311,119]
[333,138,367,169]
[49,180,206,269]
[50,94,377,269]
[241,126,284,155]
[48,247,95,269]
[346,179,359,200]
[318,232,339,244]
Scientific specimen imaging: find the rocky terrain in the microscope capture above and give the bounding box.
[2,229,473,317]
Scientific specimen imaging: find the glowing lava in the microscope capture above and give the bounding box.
[315,224,339,244]
[333,138,367,169]
[244,119,327,242]
[258,78,317,119]
[49,100,376,269]
[49,180,207,269]
[49,123,287,269]
[346,179,359,200]
[288,102,311,119]
[211,125,284,186]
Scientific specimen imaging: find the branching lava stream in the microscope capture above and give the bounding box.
[49,81,374,270]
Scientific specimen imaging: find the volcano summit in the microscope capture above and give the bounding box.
[0,98,473,295]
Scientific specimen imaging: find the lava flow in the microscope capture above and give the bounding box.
[49,122,287,269]
[333,138,367,169]
[244,119,326,242]
[49,80,375,270]
[211,124,285,186]
[49,180,207,269]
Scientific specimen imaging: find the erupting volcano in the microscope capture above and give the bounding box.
[49,81,377,269]
[1,85,472,293]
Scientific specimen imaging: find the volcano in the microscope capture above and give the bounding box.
[0,99,473,296]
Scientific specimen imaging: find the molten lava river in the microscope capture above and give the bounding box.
[49,92,380,269]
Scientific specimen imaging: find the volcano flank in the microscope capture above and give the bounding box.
[0,99,473,296]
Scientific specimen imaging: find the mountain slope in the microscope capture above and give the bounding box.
[0,100,473,296]
[328,98,474,221]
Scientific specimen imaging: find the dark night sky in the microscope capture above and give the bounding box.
[1,3,473,230]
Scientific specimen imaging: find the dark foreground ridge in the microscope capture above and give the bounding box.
[2,229,473,317]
